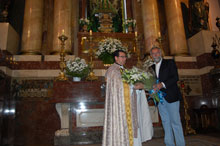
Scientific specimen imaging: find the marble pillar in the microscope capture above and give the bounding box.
[207,0,220,31]
[51,0,72,54]
[164,0,188,56]
[72,0,79,55]
[21,0,43,55]
[141,0,161,54]
[42,0,54,55]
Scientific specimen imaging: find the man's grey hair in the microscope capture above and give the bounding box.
[150,46,162,55]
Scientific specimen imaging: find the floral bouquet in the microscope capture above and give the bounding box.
[121,66,165,105]
[96,38,129,64]
[79,18,90,26]
[121,66,155,90]
[79,18,90,31]
[142,58,154,69]
[65,57,90,79]
[124,19,136,29]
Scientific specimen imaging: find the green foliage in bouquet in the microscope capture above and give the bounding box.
[121,67,154,86]
[98,52,114,64]
[65,57,90,79]
[121,66,160,103]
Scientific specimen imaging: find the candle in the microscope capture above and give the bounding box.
[135,31,138,37]
[158,31,161,37]
[90,30,92,36]
[62,29,65,35]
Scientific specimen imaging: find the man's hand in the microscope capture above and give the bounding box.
[153,82,163,91]
[134,83,144,90]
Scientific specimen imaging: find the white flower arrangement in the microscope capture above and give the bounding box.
[121,67,153,85]
[143,58,154,69]
[96,38,128,56]
[124,19,136,28]
[79,18,90,26]
[96,38,129,64]
[65,57,90,78]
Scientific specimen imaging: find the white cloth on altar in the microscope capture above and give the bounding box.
[132,89,154,146]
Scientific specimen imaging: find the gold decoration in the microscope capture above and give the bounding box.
[86,30,98,81]
[123,82,134,146]
[134,31,142,68]
[180,81,196,135]
[92,0,117,33]
[56,34,68,81]
[6,56,18,65]
[98,13,113,33]
[156,32,165,56]
[81,37,89,53]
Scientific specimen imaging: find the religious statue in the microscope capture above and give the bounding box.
[189,0,209,35]
[91,0,119,33]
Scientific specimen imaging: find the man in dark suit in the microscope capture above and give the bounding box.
[150,46,185,146]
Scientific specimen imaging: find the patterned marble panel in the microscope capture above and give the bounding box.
[15,101,60,145]
[179,75,203,96]
[76,109,104,127]
[11,79,54,100]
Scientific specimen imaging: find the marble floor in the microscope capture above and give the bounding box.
[14,132,220,146]
[71,133,220,146]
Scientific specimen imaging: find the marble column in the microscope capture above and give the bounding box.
[141,0,161,54]
[164,0,188,56]
[51,0,72,54]
[42,0,54,55]
[21,0,43,55]
[72,0,79,55]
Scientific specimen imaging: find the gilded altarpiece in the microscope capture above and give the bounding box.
[78,32,137,65]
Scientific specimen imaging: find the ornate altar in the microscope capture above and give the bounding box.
[78,32,136,65]
[51,81,105,145]
[92,0,117,33]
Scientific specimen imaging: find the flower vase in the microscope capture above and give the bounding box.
[73,77,81,82]
[128,26,133,33]
[82,25,88,32]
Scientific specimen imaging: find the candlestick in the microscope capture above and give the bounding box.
[56,34,68,81]
[135,31,138,37]
[86,32,98,81]
[158,31,161,37]
[62,29,65,35]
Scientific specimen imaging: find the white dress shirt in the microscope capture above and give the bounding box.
[155,59,162,78]
[155,59,166,89]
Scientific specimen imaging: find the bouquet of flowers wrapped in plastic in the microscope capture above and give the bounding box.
[121,67,154,90]
[121,62,165,105]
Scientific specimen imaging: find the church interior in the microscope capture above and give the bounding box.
[0,0,220,146]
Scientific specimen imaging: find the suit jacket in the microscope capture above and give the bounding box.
[151,59,182,103]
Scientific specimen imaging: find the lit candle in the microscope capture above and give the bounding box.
[135,31,138,37]
[158,31,161,37]
[90,30,92,36]
[62,29,65,35]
